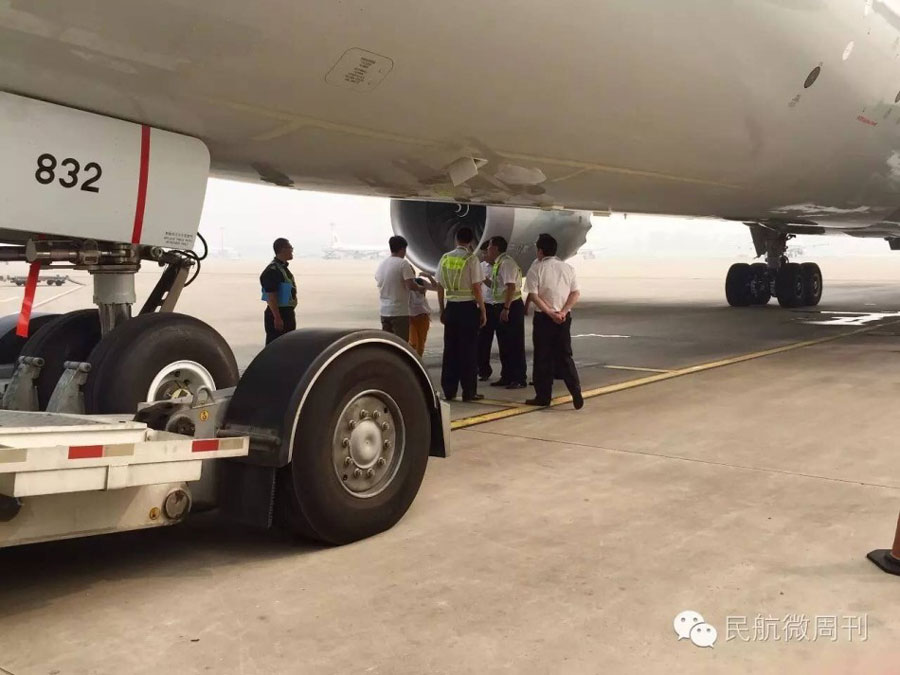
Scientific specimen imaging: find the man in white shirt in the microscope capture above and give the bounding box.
[477,240,498,382]
[374,235,418,342]
[487,236,527,389]
[436,226,487,402]
[523,233,583,409]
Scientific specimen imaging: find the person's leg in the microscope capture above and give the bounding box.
[381,316,393,333]
[264,308,277,345]
[460,302,480,399]
[408,314,422,355]
[531,312,554,403]
[496,305,511,384]
[556,315,582,405]
[413,314,430,356]
[508,299,527,385]
[477,305,495,379]
[442,303,461,399]
[282,307,297,334]
[392,315,410,343]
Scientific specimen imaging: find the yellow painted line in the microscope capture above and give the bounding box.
[604,365,673,374]
[451,319,900,430]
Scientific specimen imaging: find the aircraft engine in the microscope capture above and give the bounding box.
[389,200,592,274]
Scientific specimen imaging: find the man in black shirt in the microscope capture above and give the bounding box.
[260,238,297,344]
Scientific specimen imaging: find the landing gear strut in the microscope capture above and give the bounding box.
[726,226,823,308]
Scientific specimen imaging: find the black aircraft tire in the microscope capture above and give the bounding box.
[277,345,431,545]
[20,309,101,409]
[0,314,60,365]
[725,263,753,307]
[776,263,805,308]
[801,262,823,307]
[749,263,772,305]
[84,312,239,414]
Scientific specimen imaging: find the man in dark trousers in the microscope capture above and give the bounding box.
[260,237,297,345]
[436,227,487,402]
[523,233,584,409]
[477,240,498,381]
[487,236,527,389]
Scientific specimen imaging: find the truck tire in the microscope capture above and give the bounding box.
[20,309,101,409]
[0,313,60,365]
[84,312,239,414]
[277,345,430,545]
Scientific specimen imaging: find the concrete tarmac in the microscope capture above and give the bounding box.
[1,256,900,673]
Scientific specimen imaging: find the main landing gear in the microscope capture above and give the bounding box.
[725,228,823,308]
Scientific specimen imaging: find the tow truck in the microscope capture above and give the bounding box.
[0,92,449,548]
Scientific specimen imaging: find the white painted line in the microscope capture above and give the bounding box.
[604,365,673,374]
[33,285,84,308]
[0,296,19,303]
[573,333,631,339]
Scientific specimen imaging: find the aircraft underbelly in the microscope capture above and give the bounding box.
[2,0,900,228]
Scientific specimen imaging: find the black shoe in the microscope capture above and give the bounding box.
[478,373,492,382]
[572,391,584,410]
[490,379,511,387]
[462,394,485,402]
[506,382,526,390]
[528,380,534,386]
[525,398,550,407]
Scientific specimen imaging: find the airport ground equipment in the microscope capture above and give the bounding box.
[0,93,449,547]
[7,274,70,286]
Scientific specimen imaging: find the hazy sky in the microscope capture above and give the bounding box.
[198,178,894,260]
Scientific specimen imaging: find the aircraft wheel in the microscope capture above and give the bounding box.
[84,312,239,414]
[749,263,771,305]
[0,313,60,365]
[776,262,805,308]
[801,262,823,307]
[20,309,101,409]
[276,344,430,545]
[725,263,753,307]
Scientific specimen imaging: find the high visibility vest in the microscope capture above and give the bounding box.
[260,261,298,308]
[440,251,476,301]
[492,254,522,304]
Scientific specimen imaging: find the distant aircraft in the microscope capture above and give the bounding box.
[322,226,383,260]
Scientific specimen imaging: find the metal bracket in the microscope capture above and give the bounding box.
[46,361,91,414]
[140,253,193,314]
[2,356,44,411]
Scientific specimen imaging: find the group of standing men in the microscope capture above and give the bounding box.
[262,230,584,410]
[432,228,584,409]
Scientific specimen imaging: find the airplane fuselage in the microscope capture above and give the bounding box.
[3,1,900,234]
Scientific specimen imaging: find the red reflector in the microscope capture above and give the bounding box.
[69,445,103,459]
[192,439,219,453]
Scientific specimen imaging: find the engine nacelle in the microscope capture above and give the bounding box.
[390,200,592,274]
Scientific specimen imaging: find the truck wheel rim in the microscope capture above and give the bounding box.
[146,360,216,402]
[332,389,405,499]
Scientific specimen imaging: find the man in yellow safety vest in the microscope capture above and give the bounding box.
[436,226,487,401]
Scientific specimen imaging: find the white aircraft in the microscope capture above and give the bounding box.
[5,1,900,547]
[5,1,898,309]
[322,226,383,260]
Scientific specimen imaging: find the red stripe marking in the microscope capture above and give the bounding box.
[14,261,42,338]
[131,125,151,244]
[69,445,104,460]
[857,115,878,127]
[192,439,219,453]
